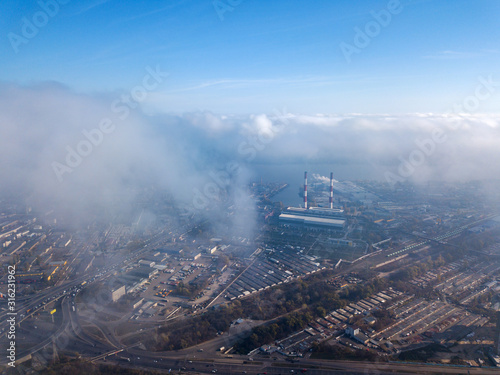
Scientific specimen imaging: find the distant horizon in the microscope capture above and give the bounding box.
[2,0,500,227]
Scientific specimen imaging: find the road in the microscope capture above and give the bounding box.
[2,218,499,373]
[97,351,500,375]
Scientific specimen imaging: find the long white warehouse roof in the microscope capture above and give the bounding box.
[279,213,345,227]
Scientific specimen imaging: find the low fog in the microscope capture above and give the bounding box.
[1,82,500,228]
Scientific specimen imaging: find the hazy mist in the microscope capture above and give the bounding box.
[1,82,500,227]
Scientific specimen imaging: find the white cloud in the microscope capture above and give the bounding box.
[3,83,500,228]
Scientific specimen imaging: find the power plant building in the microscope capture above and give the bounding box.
[279,212,345,229]
[279,171,346,230]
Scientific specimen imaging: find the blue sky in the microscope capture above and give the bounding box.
[2,1,500,218]
[1,0,500,114]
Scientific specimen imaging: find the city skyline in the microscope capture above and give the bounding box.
[2,2,500,372]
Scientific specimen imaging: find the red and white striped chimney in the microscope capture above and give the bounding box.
[304,171,308,209]
[330,172,334,209]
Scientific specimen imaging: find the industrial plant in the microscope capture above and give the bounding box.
[279,172,346,230]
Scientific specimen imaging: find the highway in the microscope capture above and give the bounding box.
[2,219,500,374]
[0,228,198,354]
[0,228,169,331]
[95,351,500,375]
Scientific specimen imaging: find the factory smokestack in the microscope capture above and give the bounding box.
[304,171,308,209]
[330,172,334,209]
